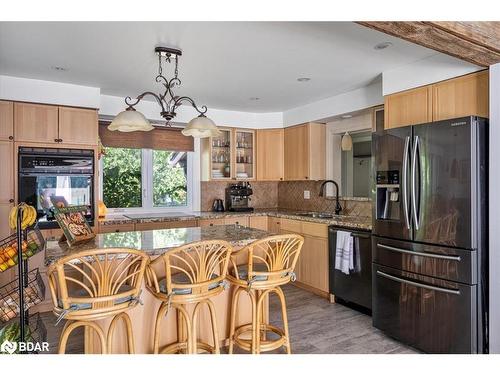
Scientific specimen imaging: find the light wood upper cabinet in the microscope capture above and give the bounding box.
[0,101,14,141]
[14,102,59,143]
[58,107,98,145]
[384,86,433,129]
[384,70,490,129]
[256,128,284,181]
[284,122,325,181]
[433,70,489,121]
[0,141,14,203]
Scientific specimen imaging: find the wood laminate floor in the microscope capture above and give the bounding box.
[40,284,418,354]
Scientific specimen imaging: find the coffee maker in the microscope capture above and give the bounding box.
[225,182,254,212]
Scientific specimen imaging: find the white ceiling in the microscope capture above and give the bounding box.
[0,22,439,112]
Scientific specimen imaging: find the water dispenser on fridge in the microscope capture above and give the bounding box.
[375,170,400,221]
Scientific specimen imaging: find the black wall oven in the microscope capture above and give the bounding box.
[18,147,95,229]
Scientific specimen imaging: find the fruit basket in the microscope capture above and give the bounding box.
[0,268,45,323]
[0,228,45,273]
[0,312,47,354]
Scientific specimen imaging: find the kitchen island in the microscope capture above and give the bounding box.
[45,225,273,354]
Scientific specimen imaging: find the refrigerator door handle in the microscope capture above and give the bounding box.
[411,135,420,230]
[376,271,461,295]
[376,243,462,261]
[402,136,411,230]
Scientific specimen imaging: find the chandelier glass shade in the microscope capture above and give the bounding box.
[108,46,218,138]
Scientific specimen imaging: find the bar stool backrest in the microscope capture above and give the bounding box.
[147,240,233,296]
[234,234,304,288]
[47,248,149,319]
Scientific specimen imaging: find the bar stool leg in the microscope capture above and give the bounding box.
[205,298,220,354]
[107,312,135,354]
[248,290,258,354]
[153,302,170,354]
[191,302,202,354]
[275,286,291,354]
[228,286,242,354]
[59,321,107,354]
[256,289,271,354]
[176,305,193,354]
[177,309,186,353]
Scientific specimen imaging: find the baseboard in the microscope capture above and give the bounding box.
[292,281,329,299]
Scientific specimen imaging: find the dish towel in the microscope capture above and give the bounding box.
[335,230,353,275]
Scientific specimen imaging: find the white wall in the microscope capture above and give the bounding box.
[489,63,500,353]
[283,80,383,127]
[382,54,481,96]
[0,75,100,108]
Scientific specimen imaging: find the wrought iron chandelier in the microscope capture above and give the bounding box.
[109,46,220,138]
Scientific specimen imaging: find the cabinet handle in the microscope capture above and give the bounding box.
[59,138,63,143]
[305,176,309,179]
[236,221,239,225]
[210,223,214,226]
[115,230,120,233]
[54,138,59,143]
[9,199,14,203]
[280,178,283,181]
[8,136,13,140]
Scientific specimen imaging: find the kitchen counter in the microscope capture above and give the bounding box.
[98,209,372,231]
[45,224,271,266]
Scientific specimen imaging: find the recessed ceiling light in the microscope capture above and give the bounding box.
[297,77,311,82]
[341,114,353,119]
[51,66,68,72]
[249,97,260,101]
[374,42,393,50]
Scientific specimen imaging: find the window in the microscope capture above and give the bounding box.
[101,147,192,212]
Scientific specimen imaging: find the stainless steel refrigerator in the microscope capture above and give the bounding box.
[371,116,488,353]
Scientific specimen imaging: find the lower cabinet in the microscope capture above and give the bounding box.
[248,216,268,230]
[279,218,329,298]
[267,217,281,234]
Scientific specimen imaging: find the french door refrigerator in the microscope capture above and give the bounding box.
[371,116,488,353]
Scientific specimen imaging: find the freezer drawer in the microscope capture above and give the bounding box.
[372,264,477,353]
[329,228,372,310]
[372,236,476,284]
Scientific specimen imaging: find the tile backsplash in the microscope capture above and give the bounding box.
[201,180,372,218]
[200,181,279,211]
[278,181,372,218]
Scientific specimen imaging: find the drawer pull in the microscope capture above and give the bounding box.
[376,270,461,295]
[377,243,461,261]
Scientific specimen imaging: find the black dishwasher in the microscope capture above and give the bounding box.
[328,226,372,311]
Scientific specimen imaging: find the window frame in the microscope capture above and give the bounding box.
[99,147,194,214]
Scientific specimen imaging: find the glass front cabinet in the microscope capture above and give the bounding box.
[201,127,256,181]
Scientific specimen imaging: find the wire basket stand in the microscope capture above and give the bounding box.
[0,206,47,353]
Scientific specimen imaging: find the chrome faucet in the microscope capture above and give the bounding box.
[319,180,342,215]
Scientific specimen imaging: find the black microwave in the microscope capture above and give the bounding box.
[18,147,95,229]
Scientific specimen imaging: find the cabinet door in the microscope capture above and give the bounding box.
[0,141,14,204]
[0,203,13,239]
[298,235,329,293]
[267,217,281,234]
[58,107,98,145]
[256,129,284,181]
[284,124,309,180]
[384,86,433,129]
[433,70,489,121]
[209,128,233,180]
[248,216,268,230]
[235,129,255,180]
[0,101,14,141]
[14,102,59,143]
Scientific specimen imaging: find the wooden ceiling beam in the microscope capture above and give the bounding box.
[357,21,500,67]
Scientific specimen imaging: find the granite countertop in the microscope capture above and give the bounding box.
[99,209,372,231]
[45,225,272,266]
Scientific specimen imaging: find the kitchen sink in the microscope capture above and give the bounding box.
[295,212,335,219]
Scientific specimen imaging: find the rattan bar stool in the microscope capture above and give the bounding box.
[47,248,149,354]
[146,240,233,354]
[227,234,304,354]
